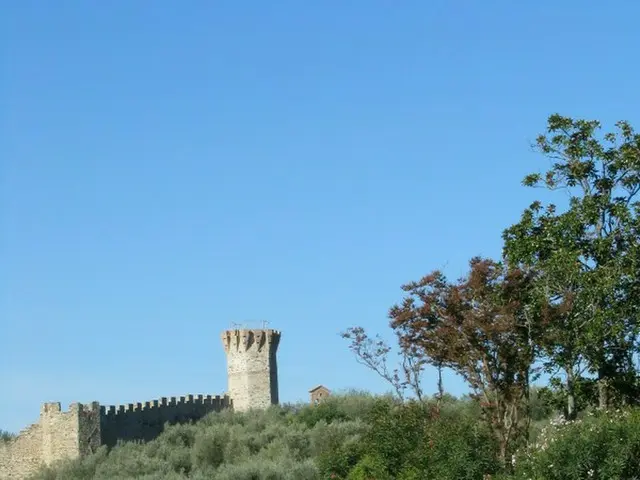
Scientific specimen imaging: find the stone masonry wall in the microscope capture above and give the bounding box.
[222,329,280,412]
[0,423,43,479]
[41,402,80,466]
[0,402,101,480]
[100,394,230,447]
[78,403,102,458]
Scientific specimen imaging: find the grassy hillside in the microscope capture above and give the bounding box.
[30,392,640,480]
[31,392,489,480]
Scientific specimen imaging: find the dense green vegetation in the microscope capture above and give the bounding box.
[30,392,640,479]
[27,114,640,478]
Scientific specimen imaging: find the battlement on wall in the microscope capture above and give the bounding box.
[100,394,230,447]
[41,401,100,415]
[221,328,281,353]
[100,394,228,416]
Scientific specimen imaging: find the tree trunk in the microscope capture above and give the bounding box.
[499,443,507,469]
[496,430,508,468]
[522,379,531,444]
[597,373,609,410]
[566,367,576,420]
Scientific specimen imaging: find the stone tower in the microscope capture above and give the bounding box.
[221,328,281,412]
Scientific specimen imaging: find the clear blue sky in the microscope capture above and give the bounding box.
[2,1,639,433]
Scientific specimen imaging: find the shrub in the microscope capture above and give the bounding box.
[510,408,640,479]
[291,391,382,428]
[347,454,391,480]
[191,425,228,469]
[356,398,501,480]
[311,419,368,478]
[212,457,318,480]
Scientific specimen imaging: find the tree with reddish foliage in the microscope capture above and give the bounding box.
[344,257,541,465]
[389,258,540,464]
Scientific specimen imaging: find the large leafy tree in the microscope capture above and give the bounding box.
[503,114,640,415]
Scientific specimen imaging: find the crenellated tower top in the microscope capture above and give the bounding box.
[221,328,281,354]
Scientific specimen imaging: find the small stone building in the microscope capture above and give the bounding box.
[309,385,330,405]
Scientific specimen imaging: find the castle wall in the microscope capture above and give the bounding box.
[2,327,280,478]
[222,329,280,411]
[41,402,80,466]
[77,403,102,457]
[100,394,230,447]
[0,402,101,480]
[0,423,43,479]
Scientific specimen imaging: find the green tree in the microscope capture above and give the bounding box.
[503,114,640,416]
